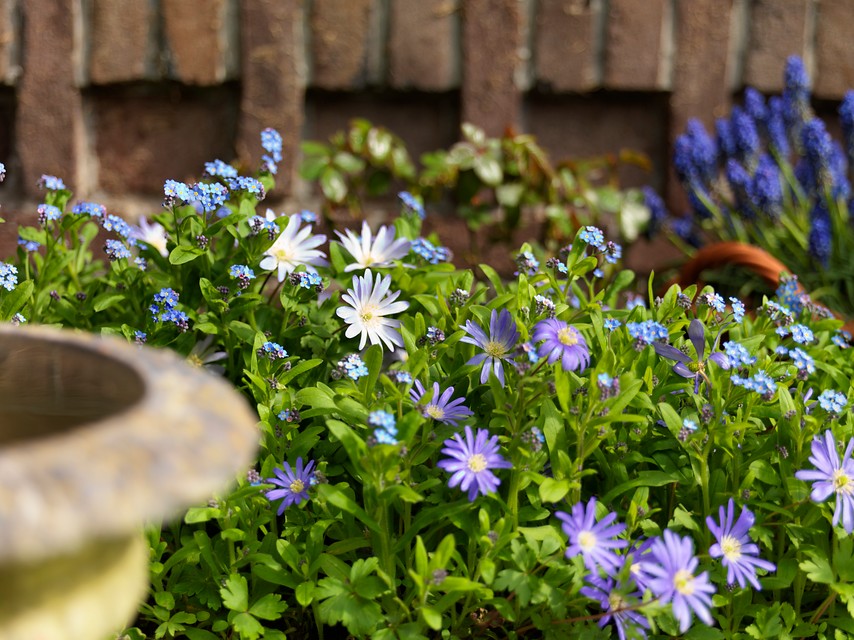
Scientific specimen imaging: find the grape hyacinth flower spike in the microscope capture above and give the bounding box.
[653,319,730,393]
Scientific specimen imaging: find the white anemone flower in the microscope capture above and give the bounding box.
[336,269,409,351]
[335,221,411,272]
[130,216,169,257]
[260,213,328,281]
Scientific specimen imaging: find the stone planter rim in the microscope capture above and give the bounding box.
[0,325,259,564]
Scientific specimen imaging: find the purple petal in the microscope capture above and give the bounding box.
[688,319,706,359]
[708,352,731,370]
[653,342,691,364]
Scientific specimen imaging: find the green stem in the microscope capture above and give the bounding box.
[507,468,521,529]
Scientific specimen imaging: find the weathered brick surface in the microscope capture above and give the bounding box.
[743,0,808,92]
[667,0,733,207]
[462,0,520,136]
[814,0,854,99]
[92,86,238,195]
[89,0,158,84]
[535,0,601,92]
[237,0,305,194]
[163,0,237,85]
[17,0,87,196]
[310,0,372,89]
[604,0,665,90]
[388,0,459,91]
[0,0,19,85]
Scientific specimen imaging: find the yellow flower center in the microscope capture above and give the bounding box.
[187,354,203,367]
[834,469,854,495]
[425,405,445,420]
[721,535,742,561]
[688,361,705,374]
[557,327,578,346]
[484,341,507,357]
[273,247,294,262]
[673,569,695,595]
[289,479,305,493]
[608,592,627,612]
[578,530,597,552]
[467,453,487,473]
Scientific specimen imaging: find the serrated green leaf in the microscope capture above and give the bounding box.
[249,593,286,620]
[220,574,248,612]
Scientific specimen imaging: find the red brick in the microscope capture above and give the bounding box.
[814,0,854,99]
[667,0,733,208]
[310,0,372,89]
[163,0,237,85]
[17,0,88,197]
[388,0,459,91]
[535,0,601,92]
[0,0,20,85]
[604,0,666,90]
[462,0,521,136]
[89,0,158,84]
[743,0,808,93]
[91,85,238,195]
[237,0,305,195]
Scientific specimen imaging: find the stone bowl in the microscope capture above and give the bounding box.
[0,325,259,640]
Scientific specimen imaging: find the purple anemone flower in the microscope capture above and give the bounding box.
[265,457,316,515]
[460,308,519,386]
[795,430,854,533]
[532,318,591,372]
[653,319,730,393]
[556,498,628,573]
[643,530,716,633]
[707,499,776,589]
[437,426,512,501]
[409,380,473,426]
[580,575,650,640]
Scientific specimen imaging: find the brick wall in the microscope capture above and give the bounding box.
[0,0,850,222]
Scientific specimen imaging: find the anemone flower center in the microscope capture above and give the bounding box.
[289,479,305,493]
[578,530,597,552]
[273,247,294,262]
[721,535,742,561]
[187,354,203,367]
[673,569,695,595]
[425,405,445,420]
[484,341,507,357]
[359,304,379,325]
[833,469,854,494]
[608,592,627,612]
[557,327,578,346]
[688,361,705,374]
[467,453,488,473]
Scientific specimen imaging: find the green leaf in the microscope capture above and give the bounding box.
[91,292,126,312]
[601,470,681,504]
[168,245,205,265]
[421,607,442,630]
[249,593,287,620]
[317,484,380,533]
[230,612,263,640]
[184,506,219,524]
[320,167,347,203]
[472,155,503,186]
[538,478,570,503]
[359,344,383,399]
[296,582,315,607]
[0,279,34,319]
[154,591,175,610]
[800,549,834,584]
[280,358,323,386]
[220,574,249,612]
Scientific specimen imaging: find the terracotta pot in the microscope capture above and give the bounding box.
[0,326,259,640]
[672,241,854,333]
